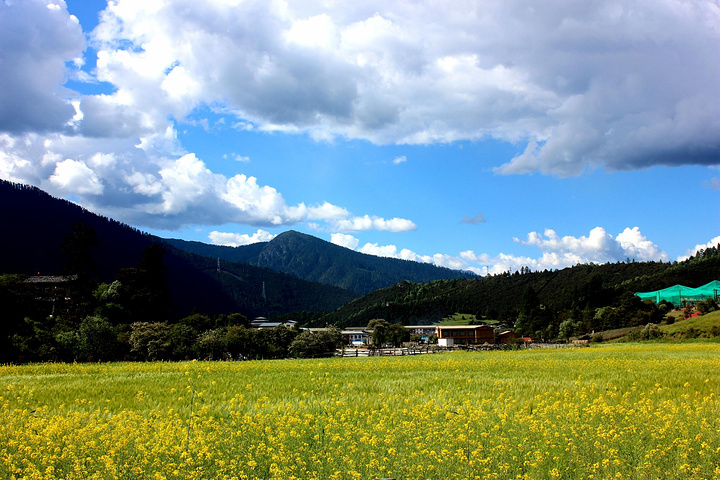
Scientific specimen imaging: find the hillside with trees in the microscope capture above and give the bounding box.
[2,180,718,362]
[0,181,356,319]
[165,230,476,295]
[320,249,720,338]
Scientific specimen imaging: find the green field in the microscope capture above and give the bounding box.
[437,313,499,326]
[1,344,719,479]
[660,310,720,337]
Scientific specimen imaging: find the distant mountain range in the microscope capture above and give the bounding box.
[0,181,356,317]
[165,231,475,295]
[4,180,716,329]
[0,180,473,318]
[321,246,720,328]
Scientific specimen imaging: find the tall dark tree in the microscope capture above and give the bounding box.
[115,244,173,322]
[368,318,390,346]
[60,221,100,319]
[515,286,541,336]
[289,326,343,358]
[61,222,99,279]
[386,323,410,347]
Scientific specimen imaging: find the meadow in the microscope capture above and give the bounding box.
[1,344,719,479]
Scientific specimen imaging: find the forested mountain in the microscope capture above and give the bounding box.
[320,250,720,330]
[0,180,357,318]
[165,231,476,295]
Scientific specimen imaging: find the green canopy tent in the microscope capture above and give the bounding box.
[636,281,720,304]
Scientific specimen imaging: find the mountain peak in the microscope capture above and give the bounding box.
[168,228,474,295]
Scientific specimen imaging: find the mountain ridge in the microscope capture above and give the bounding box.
[165,230,476,295]
[319,249,720,328]
[0,180,357,318]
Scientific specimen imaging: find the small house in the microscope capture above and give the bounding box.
[436,325,494,345]
[496,330,522,344]
[342,328,370,345]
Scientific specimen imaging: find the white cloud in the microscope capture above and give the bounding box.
[307,202,350,221]
[615,227,669,262]
[359,242,432,263]
[47,159,104,195]
[1,0,716,252]
[223,153,250,163]
[285,14,339,49]
[0,0,85,134]
[326,222,681,281]
[515,226,669,266]
[73,0,719,174]
[343,226,670,276]
[334,215,417,232]
[330,233,360,250]
[209,229,276,247]
[678,235,720,261]
[0,130,416,233]
[336,237,464,270]
[393,155,407,165]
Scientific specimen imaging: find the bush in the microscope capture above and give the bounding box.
[197,329,227,360]
[129,322,171,361]
[625,323,663,342]
[677,327,702,339]
[289,326,343,358]
[696,298,718,315]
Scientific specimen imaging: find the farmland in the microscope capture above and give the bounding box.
[1,344,719,479]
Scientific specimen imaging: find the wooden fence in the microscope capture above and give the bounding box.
[335,342,585,357]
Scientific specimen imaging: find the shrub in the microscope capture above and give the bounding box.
[289,326,343,358]
[197,328,227,360]
[625,323,663,342]
[696,298,718,315]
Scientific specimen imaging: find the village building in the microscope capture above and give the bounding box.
[23,275,78,317]
[250,317,297,329]
[436,324,494,346]
[496,330,522,344]
[406,325,438,342]
[342,327,371,345]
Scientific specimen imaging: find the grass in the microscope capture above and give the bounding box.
[1,344,719,479]
[437,313,499,326]
[660,309,720,336]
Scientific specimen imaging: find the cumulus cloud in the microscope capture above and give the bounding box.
[514,227,669,266]
[47,159,104,195]
[0,0,85,134]
[331,233,467,270]
[307,202,350,221]
[678,235,720,261]
[336,226,670,276]
[1,0,716,250]
[393,155,407,165]
[71,0,720,174]
[330,233,360,250]
[615,227,669,262]
[209,229,276,247]
[0,129,416,232]
[334,215,417,232]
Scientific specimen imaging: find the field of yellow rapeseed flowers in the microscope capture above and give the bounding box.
[1,343,719,479]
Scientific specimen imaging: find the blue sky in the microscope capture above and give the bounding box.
[1,0,718,275]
